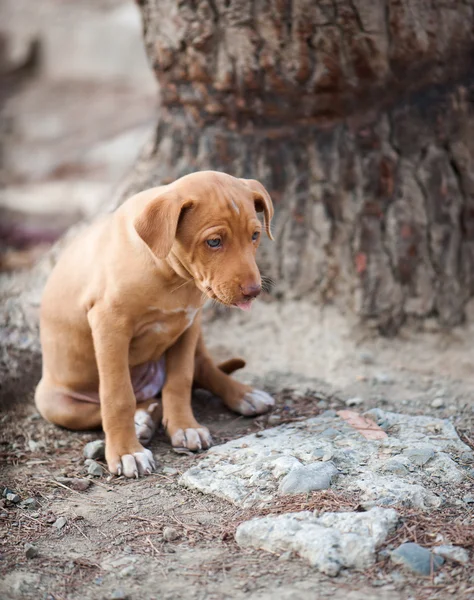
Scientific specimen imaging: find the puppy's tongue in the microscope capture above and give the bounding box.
[235,300,253,311]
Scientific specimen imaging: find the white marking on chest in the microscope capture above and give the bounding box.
[150,322,167,334]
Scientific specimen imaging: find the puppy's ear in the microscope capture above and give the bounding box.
[134,190,193,259]
[240,179,274,240]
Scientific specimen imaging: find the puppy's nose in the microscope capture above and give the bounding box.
[240,283,261,299]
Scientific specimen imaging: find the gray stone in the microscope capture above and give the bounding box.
[391,543,444,575]
[111,589,128,600]
[403,444,436,466]
[345,396,364,407]
[83,440,105,460]
[373,373,394,385]
[358,351,375,364]
[381,457,410,476]
[118,565,136,578]
[180,410,470,509]
[6,493,20,503]
[236,507,399,576]
[163,526,180,541]
[460,451,474,464]
[53,516,67,530]
[463,494,474,504]
[102,555,138,572]
[279,462,339,495]
[162,467,178,476]
[2,488,14,498]
[431,398,445,409]
[87,461,104,477]
[21,498,39,510]
[433,545,469,564]
[24,543,38,559]
[56,477,91,491]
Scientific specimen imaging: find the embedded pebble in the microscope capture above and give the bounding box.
[463,494,474,504]
[431,398,445,409]
[111,589,128,600]
[83,440,106,460]
[433,545,469,564]
[391,542,444,575]
[163,526,180,541]
[87,461,104,477]
[403,444,435,467]
[21,498,39,509]
[53,516,67,530]
[24,543,38,559]
[119,565,136,578]
[6,493,20,503]
[373,373,394,385]
[279,462,338,494]
[345,396,364,407]
[162,467,178,476]
[56,477,91,492]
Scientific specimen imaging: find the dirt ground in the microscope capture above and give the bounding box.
[1,302,473,600]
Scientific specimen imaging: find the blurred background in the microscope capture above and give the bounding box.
[0,0,157,271]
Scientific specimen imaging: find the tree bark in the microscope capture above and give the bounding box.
[2,0,474,405]
[131,0,474,334]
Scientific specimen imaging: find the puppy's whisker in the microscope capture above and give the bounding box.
[170,279,194,294]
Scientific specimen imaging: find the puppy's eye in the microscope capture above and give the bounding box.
[206,238,221,249]
[252,231,260,242]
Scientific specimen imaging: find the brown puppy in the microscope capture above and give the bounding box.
[35,171,275,478]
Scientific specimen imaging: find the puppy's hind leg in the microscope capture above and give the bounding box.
[193,334,275,416]
[35,378,102,430]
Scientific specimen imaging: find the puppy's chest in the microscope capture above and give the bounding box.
[130,306,199,359]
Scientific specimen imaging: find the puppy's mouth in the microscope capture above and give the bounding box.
[232,299,254,311]
[203,284,255,311]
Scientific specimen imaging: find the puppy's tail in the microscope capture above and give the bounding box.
[217,358,246,375]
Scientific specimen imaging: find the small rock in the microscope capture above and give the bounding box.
[6,493,20,503]
[278,551,293,561]
[162,467,178,476]
[460,451,474,464]
[87,461,104,477]
[2,488,14,498]
[267,415,281,426]
[404,445,435,467]
[163,526,180,541]
[391,542,444,575]
[111,589,128,600]
[119,565,135,578]
[21,498,39,510]
[373,373,394,385]
[359,351,375,364]
[319,428,339,439]
[83,440,106,460]
[28,440,42,452]
[431,398,445,409]
[279,462,339,495]
[433,545,469,564]
[24,543,38,559]
[53,516,67,530]
[56,477,91,492]
[463,494,474,504]
[345,396,364,407]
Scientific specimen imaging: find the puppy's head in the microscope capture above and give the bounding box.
[134,171,273,310]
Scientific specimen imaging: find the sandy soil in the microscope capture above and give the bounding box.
[1,301,473,600]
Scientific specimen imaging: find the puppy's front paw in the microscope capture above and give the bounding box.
[107,445,156,478]
[167,423,212,452]
[235,389,275,416]
[135,403,159,445]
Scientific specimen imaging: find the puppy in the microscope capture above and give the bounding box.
[35,171,275,477]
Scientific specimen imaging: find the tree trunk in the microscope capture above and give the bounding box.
[128,0,474,335]
[2,0,474,405]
